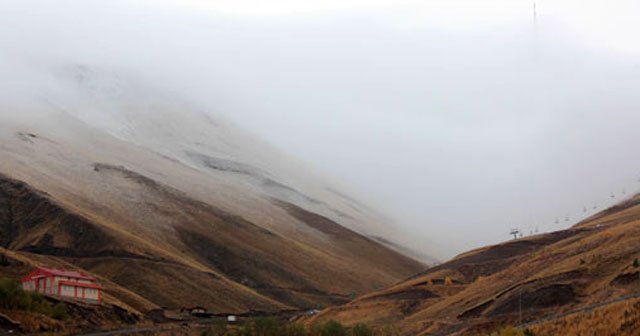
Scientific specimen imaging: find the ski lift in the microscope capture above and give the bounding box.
[510,228,520,240]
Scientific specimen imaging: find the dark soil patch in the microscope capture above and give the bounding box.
[176,227,329,308]
[0,173,142,259]
[186,151,325,206]
[409,229,580,282]
[273,200,364,240]
[185,151,259,176]
[458,300,494,320]
[412,278,462,286]
[400,300,423,315]
[368,288,438,301]
[488,284,576,317]
[494,270,583,300]
[0,313,20,330]
[16,132,37,144]
[46,297,140,332]
[146,309,176,323]
[611,272,640,286]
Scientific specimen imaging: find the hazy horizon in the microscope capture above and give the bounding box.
[3,0,640,259]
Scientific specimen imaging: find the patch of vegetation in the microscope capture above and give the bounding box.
[351,323,374,336]
[0,278,67,320]
[253,316,283,336]
[0,253,10,266]
[199,318,393,336]
[529,298,640,336]
[483,326,535,336]
[51,302,69,320]
[315,320,347,336]
[379,325,401,336]
[200,319,227,336]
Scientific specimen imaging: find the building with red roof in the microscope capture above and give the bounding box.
[21,267,102,303]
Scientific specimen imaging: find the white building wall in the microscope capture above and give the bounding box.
[21,280,35,291]
[84,288,100,301]
[22,273,101,302]
[60,284,76,298]
[36,278,43,293]
[46,277,54,295]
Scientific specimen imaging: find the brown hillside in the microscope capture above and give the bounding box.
[308,194,640,335]
[0,107,424,316]
[0,169,422,314]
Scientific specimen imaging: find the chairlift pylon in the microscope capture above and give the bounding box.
[509,228,520,240]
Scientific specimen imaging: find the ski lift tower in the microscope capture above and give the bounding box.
[510,228,521,240]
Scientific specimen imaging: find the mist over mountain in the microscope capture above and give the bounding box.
[0,61,431,315]
[3,0,640,261]
[2,1,640,335]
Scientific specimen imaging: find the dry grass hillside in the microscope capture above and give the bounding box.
[0,94,425,316]
[0,168,422,314]
[527,297,640,336]
[308,194,640,335]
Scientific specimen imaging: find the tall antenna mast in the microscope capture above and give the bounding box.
[532,2,539,59]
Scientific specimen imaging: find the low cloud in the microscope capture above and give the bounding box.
[2,0,640,259]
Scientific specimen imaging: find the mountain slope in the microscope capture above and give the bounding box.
[308,194,640,335]
[0,65,425,314]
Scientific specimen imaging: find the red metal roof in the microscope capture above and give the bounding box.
[36,267,97,280]
[58,280,102,289]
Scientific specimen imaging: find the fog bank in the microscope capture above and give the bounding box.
[2,0,640,259]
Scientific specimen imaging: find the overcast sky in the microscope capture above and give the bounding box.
[3,0,640,259]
